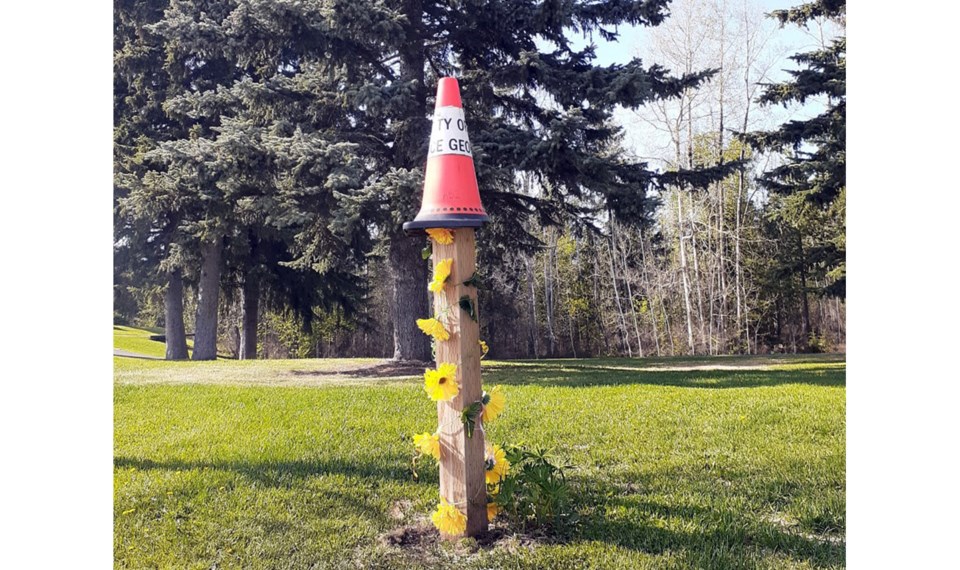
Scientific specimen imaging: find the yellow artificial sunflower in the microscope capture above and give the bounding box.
[479,339,489,359]
[416,318,450,342]
[431,497,467,536]
[428,258,454,293]
[486,499,499,522]
[482,385,506,423]
[426,228,454,245]
[484,443,511,485]
[413,432,441,459]
[424,362,459,401]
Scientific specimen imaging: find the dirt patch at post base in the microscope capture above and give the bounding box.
[379,522,544,562]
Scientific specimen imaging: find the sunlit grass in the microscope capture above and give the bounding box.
[114,325,202,359]
[115,351,845,569]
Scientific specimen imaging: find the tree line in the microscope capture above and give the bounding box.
[114,0,845,360]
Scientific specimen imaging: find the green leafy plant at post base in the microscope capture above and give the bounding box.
[492,445,578,535]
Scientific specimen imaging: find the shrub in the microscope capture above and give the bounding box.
[805,333,829,353]
[492,445,577,535]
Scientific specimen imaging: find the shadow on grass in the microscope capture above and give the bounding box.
[113,352,163,361]
[570,478,845,567]
[482,363,845,389]
[495,354,844,368]
[586,514,844,567]
[114,464,413,543]
[285,360,428,379]
[114,455,417,487]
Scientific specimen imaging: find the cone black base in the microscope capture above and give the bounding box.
[403,213,489,235]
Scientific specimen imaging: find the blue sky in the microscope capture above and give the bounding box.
[558,0,840,167]
[569,0,830,73]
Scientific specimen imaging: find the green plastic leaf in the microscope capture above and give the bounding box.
[463,273,482,289]
[461,401,482,438]
[421,245,432,260]
[459,295,477,322]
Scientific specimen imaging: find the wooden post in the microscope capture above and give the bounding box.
[432,228,487,537]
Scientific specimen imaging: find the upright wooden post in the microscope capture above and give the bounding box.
[403,76,490,538]
[432,228,487,537]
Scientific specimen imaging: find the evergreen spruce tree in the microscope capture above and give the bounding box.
[114,0,193,359]
[745,0,846,303]
[117,0,372,359]
[272,0,725,360]
[117,0,732,361]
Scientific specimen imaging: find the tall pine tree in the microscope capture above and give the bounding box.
[114,0,194,359]
[116,0,371,360]
[118,0,732,361]
[745,0,846,305]
[289,0,723,360]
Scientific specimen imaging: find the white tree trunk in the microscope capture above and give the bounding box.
[677,193,696,354]
[638,228,662,356]
[607,236,632,357]
[543,229,557,356]
[525,256,540,358]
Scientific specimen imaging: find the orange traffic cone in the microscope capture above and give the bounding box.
[403,77,489,235]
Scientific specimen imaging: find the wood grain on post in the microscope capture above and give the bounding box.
[432,228,487,537]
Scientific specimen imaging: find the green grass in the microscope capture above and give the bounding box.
[115,348,845,569]
[114,325,199,359]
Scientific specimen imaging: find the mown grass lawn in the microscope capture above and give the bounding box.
[114,325,170,358]
[115,340,845,569]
